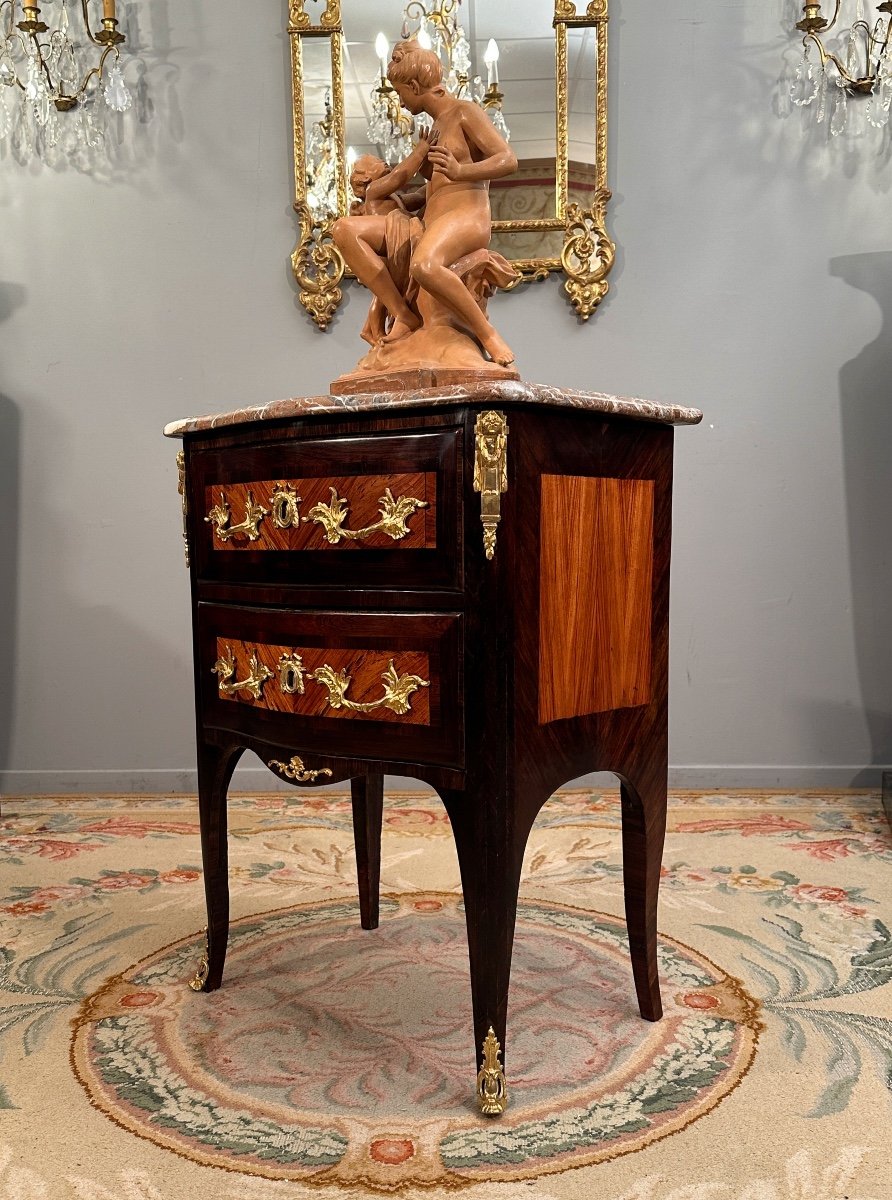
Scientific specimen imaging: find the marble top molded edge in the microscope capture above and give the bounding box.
[163,380,703,439]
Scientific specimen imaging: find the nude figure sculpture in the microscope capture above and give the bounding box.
[330,38,521,394]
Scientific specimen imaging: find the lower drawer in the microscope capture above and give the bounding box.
[197,604,463,769]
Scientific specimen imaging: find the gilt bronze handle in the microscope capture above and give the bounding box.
[305,486,428,544]
[212,646,273,700]
[205,492,268,542]
[310,658,430,716]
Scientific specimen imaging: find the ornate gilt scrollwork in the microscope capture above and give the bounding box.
[176,450,189,568]
[561,194,615,320]
[291,203,345,332]
[476,1027,509,1115]
[188,930,209,992]
[554,0,608,21]
[277,652,307,695]
[212,646,273,701]
[473,411,509,561]
[205,493,268,543]
[306,487,428,545]
[268,754,334,783]
[310,659,430,716]
[289,0,341,30]
[270,482,302,530]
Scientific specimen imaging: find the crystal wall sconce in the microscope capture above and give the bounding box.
[789,0,892,136]
[0,0,133,163]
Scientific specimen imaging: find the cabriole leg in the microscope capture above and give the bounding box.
[439,786,522,1116]
[620,773,667,1022]
[192,740,243,993]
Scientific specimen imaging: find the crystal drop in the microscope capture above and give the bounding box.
[488,107,510,139]
[791,47,818,106]
[60,0,70,36]
[13,100,34,160]
[866,94,883,127]
[45,107,60,146]
[103,64,132,113]
[472,75,485,103]
[0,91,10,140]
[79,97,104,149]
[59,41,78,89]
[867,74,892,127]
[830,80,848,135]
[24,58,40,102]
[0,52,16,87]
[452,29,471,76]
[815,66,827,121]
[33,84,50,127]
[845,29,857,78]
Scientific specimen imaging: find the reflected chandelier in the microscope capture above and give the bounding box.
[789,0,892,135]
[0,0,132,163]
[368,0,509,166]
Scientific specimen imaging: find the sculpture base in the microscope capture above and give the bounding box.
[330,364,520,396]
[330,318,519,396]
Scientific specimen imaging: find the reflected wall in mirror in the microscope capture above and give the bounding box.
[288,0,613,331]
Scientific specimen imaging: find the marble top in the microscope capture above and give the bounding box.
[163,380,702,439]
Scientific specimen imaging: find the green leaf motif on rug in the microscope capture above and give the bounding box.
[703,917,892,1117]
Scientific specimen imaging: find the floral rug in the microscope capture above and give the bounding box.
[2,789,891,1199]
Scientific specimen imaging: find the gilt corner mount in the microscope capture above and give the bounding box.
[287,0,614,330]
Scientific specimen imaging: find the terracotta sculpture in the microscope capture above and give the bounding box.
[330,39,520,394]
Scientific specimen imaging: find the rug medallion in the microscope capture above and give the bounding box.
[71,892,761,1190]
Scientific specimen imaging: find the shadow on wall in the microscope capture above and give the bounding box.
[832,251,892,784]
[0,283,24,783]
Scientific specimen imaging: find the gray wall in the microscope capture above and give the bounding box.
[1,2,890,794]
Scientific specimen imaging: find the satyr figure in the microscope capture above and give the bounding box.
[331,38,520,392]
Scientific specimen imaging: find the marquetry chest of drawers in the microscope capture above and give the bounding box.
[165,380,701,1115]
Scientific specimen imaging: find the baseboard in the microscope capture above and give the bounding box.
[0,764,888,796]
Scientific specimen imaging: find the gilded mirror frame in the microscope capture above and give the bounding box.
[288,0,613,329]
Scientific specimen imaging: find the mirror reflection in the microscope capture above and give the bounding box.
[302,1,599,260]
[290,0,613,328]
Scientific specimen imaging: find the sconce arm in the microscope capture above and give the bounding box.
[73,43,117,99]
[806,31,876,88]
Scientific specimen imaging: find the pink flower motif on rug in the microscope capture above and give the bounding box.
[71,895,760,1190]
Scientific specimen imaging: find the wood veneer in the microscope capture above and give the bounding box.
[538,475,654,723]
[205,471,437,552]
[213,637,432,725]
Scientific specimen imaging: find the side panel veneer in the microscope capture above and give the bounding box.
[538,474,654,723]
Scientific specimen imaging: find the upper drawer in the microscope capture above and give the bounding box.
[189,429,462,590]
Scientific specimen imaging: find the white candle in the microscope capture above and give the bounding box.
[375,32,389,79]
[484,39,499,87]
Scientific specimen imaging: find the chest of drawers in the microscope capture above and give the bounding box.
[166,380,701,1115]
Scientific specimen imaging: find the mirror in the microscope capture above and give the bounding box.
[288,1,613,330]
